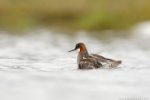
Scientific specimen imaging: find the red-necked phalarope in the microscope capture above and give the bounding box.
[68,43,122,69]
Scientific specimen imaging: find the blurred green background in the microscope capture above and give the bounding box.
[0,0,150,31]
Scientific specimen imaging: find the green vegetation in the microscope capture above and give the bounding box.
[0,0,150,31]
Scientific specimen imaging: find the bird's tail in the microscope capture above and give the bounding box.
[116,60,122,64]
[111,60,122,68]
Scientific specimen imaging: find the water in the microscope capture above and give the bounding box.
[0,27,150,100]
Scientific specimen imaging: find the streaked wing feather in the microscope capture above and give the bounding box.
[90,54,121,67]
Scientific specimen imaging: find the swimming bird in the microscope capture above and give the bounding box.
[68,43,122,69]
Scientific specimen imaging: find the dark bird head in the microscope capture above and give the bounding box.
[68,43,85,52]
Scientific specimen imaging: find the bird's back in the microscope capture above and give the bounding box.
[78,54,122,69]
[90,54,122,68]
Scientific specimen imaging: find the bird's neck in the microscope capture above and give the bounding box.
[78,45,89,57]
[77,48,89,65]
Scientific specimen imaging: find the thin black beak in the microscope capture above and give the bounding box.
[68,49,76,52]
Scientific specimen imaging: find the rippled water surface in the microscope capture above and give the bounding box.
[0,28,150,100]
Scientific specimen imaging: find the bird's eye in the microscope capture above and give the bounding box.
[77,44,80,48]
[75,44,80,49]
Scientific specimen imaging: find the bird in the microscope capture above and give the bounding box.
[68,43,122,69]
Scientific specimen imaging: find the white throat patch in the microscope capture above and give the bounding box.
[77,48,80,52]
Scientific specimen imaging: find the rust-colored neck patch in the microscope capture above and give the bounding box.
[78,44,85,56]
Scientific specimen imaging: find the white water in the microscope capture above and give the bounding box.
[0,28,150,100]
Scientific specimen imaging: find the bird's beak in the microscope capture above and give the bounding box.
[68,49,76,52]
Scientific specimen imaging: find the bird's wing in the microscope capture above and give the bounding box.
[90,54,115,62]
[90,54,121,67]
